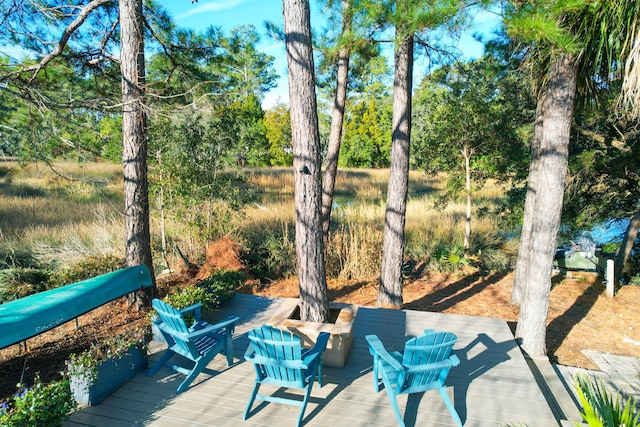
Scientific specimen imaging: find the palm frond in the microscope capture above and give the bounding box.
[574,373,640,427]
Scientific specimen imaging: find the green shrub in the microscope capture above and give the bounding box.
[600,242,620,254]
[478,248,513,272]
[196,269,242,306]
[243,226,296,280]
[0,268,51,303]
[47,255,125,289]
[163,285,212,311]
[574,374,639,427]
[164,269,241,313]
[0,375,77,426]
[431,244,469,273]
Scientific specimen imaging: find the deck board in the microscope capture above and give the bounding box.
[64,293,562,426]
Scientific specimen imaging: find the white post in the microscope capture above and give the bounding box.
[606,258,615,297]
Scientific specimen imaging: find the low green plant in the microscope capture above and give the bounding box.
[163,285,213,312]
[574,374,639,427]
[0,374,77,426]
[66,327,149,383]
[0,268,51,303]
[431,244,470,272]
[477,248,513,272]
[47,255,125,289]
[243,224,296,280]
[196,269,242,306]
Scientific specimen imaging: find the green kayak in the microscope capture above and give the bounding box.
[0,265,153,349]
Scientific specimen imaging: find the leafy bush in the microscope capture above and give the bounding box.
[0,268,51,303]
[163,269,241,313]
[196,269,242,306]
[0,375,77,426]
[600,242,620,254]
[574,374,639,427]
[47,255,125,289]
[243,226,296,280]
[477,248,513,272]
[431,244,469,273]
[163,285,212,312]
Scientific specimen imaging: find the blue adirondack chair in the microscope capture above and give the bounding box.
[148,298,239,393]
[365,329,462,427]
[244,325,330,427]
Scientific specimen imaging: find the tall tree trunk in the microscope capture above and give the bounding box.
[378,32,413,309]
[515,53,577,357]
[321,0,352,248]
[512,92,546,304]
[283,0,329,323]
[463,144,472,252]
[120,0,156,308]
[615,209,640,282]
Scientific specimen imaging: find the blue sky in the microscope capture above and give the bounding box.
[158,0,503,109]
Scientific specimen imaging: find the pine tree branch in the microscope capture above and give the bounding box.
[19,0,112,82]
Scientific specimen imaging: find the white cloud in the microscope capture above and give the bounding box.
[175,0,246,21]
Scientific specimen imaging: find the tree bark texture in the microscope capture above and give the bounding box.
[463,144,472,251]
[615,209,640,282]
[378,33,413,309]
[283,0,329,323]
[515,53,577,357]
[321,0,351,248]
[512,92,546,304]
[120,0,156,308]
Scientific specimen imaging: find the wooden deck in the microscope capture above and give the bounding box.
[63,293,571,427]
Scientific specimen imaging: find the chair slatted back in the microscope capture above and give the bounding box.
[153,299,198,359]
[402,331,457,391]
[248,326,305,388]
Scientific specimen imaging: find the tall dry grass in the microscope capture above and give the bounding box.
[0,162,510,280]
[0,162,125,270]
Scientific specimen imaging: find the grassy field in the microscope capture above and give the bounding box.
[0,161,513,298]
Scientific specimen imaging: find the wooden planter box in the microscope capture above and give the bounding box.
[267,298,358,368]
[69,345,147,405]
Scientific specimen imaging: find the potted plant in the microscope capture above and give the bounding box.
[66,327,149,405]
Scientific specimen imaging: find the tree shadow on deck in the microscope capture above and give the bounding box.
[451,333,517,425]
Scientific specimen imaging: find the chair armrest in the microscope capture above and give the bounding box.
[244,344,256,361]
[365,335,404,372]
[450,354,460,366]
[301,332,330,367]
[188,315,239,339]
[405,355,460,374]
[179,302,203,321]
